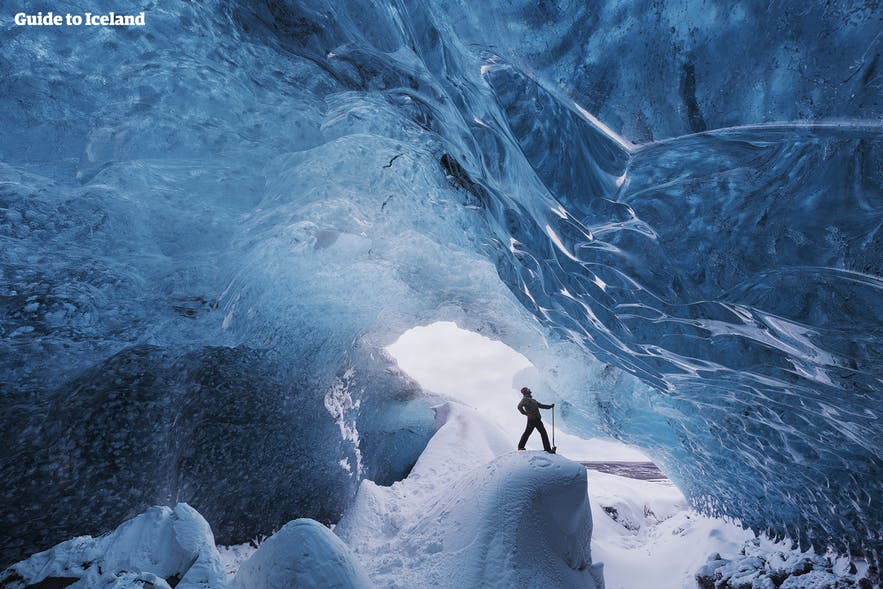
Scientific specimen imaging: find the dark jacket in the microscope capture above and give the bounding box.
[517,394,552,420]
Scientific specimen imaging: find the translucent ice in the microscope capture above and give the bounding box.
[1,0,880,566]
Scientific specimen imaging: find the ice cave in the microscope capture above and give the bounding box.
[1,0,880,587]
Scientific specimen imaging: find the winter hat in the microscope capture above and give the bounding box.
[520,387,531,395]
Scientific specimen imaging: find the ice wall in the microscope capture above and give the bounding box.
[479,0,881,142]
[1,0,880,566]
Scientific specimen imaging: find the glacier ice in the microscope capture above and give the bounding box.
[3,404,604,589]
[0,503,225,589]
[0,339,435,566]
[1,0,880,569]
[230,519,373,589]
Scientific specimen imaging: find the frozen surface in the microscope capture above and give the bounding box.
[230,519,373,589]
[589,470,753,589]
[0,503,225,589]
[0,341,434,565]
[1,0,881,566]
[335,402,604,588]
[218,542,260,582]
[4,401,872,589]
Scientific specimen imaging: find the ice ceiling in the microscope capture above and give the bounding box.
[1,0,880,566]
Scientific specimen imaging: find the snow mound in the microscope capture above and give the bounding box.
[1,503,225,589]
[335,402,604,588]
[230,519,373,589]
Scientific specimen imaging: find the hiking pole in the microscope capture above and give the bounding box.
[552,404,556,452]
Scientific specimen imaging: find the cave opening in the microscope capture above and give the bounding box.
[385,321,651,462]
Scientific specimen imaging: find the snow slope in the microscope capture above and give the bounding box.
[6,395,871,588]
[587,471,755,589]
[334,401,604,588]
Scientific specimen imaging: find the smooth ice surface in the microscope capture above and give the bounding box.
[335,402,603,588]
[1,0,880,565]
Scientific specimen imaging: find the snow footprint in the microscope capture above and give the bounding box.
[529,455,553,468]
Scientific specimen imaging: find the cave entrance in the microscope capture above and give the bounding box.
[386,321,649,461]
[385,323,755,588]
[386,321,532,440]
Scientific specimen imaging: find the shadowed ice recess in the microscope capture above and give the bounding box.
[0,0,880,567]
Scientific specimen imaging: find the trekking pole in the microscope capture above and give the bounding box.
[552,405,556,450]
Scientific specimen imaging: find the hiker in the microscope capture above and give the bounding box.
[516,387,555,453]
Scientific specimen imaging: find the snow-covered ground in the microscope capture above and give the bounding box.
[215,394,783,589]
[588,469,754,588]
[385,322,755,588]
[384,322,855,589]
[334,401,603,588]
[5,397,871,588]
[337,398,759,589]
[4,323,871,587]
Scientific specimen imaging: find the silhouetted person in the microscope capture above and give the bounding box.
[517,387,555,453]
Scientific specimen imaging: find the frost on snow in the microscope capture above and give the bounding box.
[230,519,373,589]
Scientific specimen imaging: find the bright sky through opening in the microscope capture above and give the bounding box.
[387,321,649,460]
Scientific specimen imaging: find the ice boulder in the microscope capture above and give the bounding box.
[336,402,604,588]
[438,451,603,589]
[695,540,873,589]
[0,503,225,589]
[230,519,373,589]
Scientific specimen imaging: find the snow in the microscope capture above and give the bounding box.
[387,321,650,461]
[4,396,873,588]
[695,536,872,589]
[218,541,260,581]
[329,397,803,589]
[229,519,373,589]
[588,470,755,589]
[334,401,603,588]
[383,321,759,589]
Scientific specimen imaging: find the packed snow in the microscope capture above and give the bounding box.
[335,401,603,588]
[229,519,373,589]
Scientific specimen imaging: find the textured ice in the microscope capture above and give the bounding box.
[1,0,880,568]
[0,503,225,589]
[230,519,373,589]
[695,538,870,589]
[0,339,434,565]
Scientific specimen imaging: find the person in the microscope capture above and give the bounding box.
[516,387,555,453]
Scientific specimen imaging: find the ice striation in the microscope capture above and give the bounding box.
[1,0,881,568]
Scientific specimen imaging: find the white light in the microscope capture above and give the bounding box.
[387,321,531,402]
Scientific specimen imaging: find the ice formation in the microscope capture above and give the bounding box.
[2,403,603,588]
[335,402,604,588]
[0,503,226,589]
[1,0,880,569]
[229,519,373,589]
